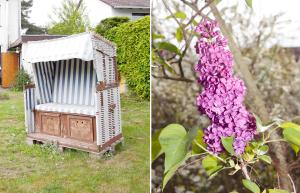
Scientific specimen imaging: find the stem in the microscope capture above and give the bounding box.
[265,126,279,141]
[288,174,297,193]
[240,159,251,180]
[194,140,226,163]
[264,139,287,144]
[209,3,292,190]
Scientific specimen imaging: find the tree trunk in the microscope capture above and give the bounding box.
[209,3,292,191]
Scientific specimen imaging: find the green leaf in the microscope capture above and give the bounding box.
[156,41,181,56]
[202,155,223,177]
[202,155,218,169]
[245,0,252,8]
[254,114,265,132]
[192,19,199,26]
[281,122,300,130]
[208,165,223,179]
[163,154,190,189]
[152,130,163,162]
[221,136,235,155]
[254,114,274,133]
[268,189,289,193]
[230,191,239,193]
[159,124,198,173]
[192,129,206,154]
[242,179,260,193]
[152,52,176,74]
[214,0,222,4]
[290,143,300,155]
[175,28,183,42]
[166,11,187,19]
[257,145,269,156]
[228,159,235,167]
[243,153,255,162]
[152,33,165,39]
[259,155,272,164]
[281,122,300,149]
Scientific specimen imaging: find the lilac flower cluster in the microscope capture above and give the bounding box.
[195,19,256,155]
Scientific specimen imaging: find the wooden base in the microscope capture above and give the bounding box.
[27,133,123,155]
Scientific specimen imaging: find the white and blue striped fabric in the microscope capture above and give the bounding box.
[32,58,96,114]
[32,61,55,104]
[52,59,96,106]
[24,87,36,133]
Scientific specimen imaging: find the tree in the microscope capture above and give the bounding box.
[95,16,130,36]
[21,0,46,34]
[152,0,297,191]
[48,0,89,35]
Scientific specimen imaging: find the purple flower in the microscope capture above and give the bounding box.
[195,19,256,155]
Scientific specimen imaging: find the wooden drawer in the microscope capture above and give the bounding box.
[67,115,94,142]
[35,110,95,143]
[40,112,61,136]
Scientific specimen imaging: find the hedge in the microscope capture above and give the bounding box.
[104,16,150,99]
[95,16,130,36]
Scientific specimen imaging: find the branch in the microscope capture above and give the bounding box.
[152,74,194,83]
[209,3,292,191]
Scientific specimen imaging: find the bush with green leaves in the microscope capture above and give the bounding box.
[153,120,300,193]
[152,0,298,192]
[95,16,130,36]
[13,68,32,91]
[104,16,150,99]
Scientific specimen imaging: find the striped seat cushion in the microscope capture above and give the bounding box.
[35,103,95,116]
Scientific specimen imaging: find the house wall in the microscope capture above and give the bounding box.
[0,0,21,52]
[112,8,149,20]
[86,0,149,26]
[86,0,114,26]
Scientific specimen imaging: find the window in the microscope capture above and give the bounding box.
[132,13,149,20]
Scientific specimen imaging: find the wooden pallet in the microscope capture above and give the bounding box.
[27,133,123,157]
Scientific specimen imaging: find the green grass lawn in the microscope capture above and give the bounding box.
[0,92,149,193]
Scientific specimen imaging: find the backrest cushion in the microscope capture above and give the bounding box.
[52,59,96,106]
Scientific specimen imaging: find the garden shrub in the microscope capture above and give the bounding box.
[95,16,130,36]
[13,68,32,91]
[104,16,150,99]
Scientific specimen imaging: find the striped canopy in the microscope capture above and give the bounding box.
[21,32,116,107]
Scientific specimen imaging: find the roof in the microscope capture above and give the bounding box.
[10,35,67,48]
[99,0,150,8]
[22,32,116,64]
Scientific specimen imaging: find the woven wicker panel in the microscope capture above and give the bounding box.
[91,36,116,57]
[95,87,122,145]
[92,47,104,83]
[91,36,117,84]
[106,87,122,138]
[113,87,122,136]
[24,88,36,133]
[107,89,115,138]
[107,57,116,84]
[95,90,110,145]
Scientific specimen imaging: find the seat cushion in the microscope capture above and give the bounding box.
[35,103,95,116]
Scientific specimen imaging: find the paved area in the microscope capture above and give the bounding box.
[0,86,7,92]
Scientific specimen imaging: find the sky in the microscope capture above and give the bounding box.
[152,0,300,47]
[29,0,107,27]
[29,0,300,46]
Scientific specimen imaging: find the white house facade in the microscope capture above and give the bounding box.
[0,0,21,53]
[86,0,150,26]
